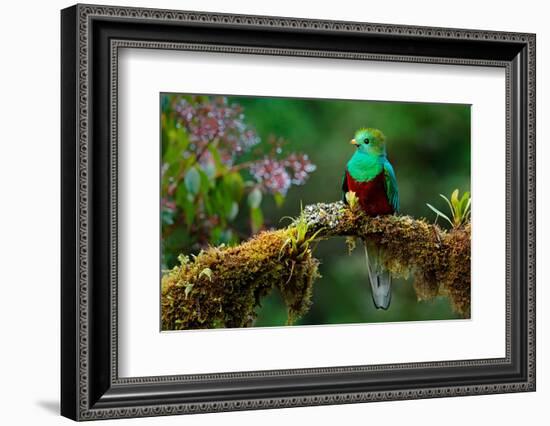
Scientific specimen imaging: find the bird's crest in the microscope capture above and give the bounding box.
[357,127,386,142]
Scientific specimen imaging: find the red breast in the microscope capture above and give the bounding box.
[346,170,394,216]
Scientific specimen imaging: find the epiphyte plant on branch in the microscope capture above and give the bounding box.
[426,189,471,229]
[342,128,399,310]
[161,95,316,269]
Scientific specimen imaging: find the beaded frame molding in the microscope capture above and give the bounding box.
[61,3,536,421]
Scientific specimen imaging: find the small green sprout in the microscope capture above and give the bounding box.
[345,191,360,212]
[279,206,324,260]
[426,189,471,228]
[184,283,194,299]
[199,267,213,281]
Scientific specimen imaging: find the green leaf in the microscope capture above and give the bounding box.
[250,207,264,233]
[451,190,461,224]
[221,229,237,245]
[426,203,453,226]
[227,201,239,221]
[439,194,456,222]
[174,184,188,208]
[161,208,174,226]
[208,145,227,174]
[209,226,223,245]
[199,267,213,281]
[459,191,470,216]
[182,197,195,228]
[247,188,263,209]
[463,197,471,217]
[184,167,201,195]
[163,127,189,164]
[177,254,189,266]
[273,192,285,208]
[184,283,194,299]
[203,162,217,179]
[296,219,307,242]
[451,189,460,210]
[209,187,230,225]
[197,168,212,195]
[203,194,214,216]
[223,172,245,201]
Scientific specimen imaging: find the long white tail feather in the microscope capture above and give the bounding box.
[363,240,392,310]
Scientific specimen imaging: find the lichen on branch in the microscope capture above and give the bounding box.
[161,201,470,330]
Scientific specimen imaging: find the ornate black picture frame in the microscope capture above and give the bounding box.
[61,4,536,421]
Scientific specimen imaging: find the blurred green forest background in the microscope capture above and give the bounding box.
[161,93,470,327]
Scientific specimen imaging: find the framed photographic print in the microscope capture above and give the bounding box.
[61,3,536,421]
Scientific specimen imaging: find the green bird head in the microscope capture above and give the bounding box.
[350,128,386,156]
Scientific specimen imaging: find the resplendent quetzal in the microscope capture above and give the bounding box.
[342,128,399,310]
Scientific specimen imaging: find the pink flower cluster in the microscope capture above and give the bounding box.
[249,153,316,195]
[175,96,260,164]
[284,153,317,185]
[173,95,316,196]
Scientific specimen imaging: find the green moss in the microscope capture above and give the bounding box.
[161,228,320,330]
[162,202,471,330]
[332,209,471,317]
[438,223,471,316]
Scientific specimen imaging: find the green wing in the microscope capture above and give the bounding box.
[383,160,399,213]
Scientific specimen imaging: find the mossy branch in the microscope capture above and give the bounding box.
[162,201,470,330]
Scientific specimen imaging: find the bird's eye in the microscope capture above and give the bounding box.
[363,138,370,145]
